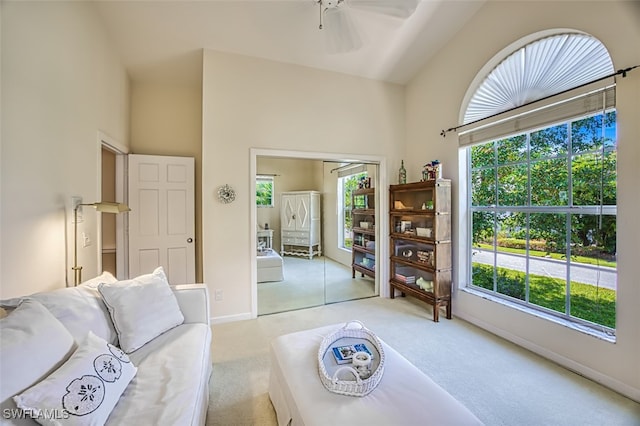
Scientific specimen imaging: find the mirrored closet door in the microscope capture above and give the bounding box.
[255,156,379,315]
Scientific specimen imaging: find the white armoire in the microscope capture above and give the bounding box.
[280,191,321,259]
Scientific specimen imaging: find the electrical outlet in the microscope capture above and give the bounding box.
[214,289,223,301]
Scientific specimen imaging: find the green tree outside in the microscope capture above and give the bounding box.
[342,172,367,248]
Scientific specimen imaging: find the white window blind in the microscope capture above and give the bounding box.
[463,33,614,125]
[458,79,615,147]
[459,32,615,147]
[337,164,367,178]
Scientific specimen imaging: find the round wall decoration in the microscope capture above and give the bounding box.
[217,184,236,204]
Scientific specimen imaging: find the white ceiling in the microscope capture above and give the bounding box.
[94,0,485,86]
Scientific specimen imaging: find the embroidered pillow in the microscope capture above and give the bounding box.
[98,267,184,353]
[13,331,137,425]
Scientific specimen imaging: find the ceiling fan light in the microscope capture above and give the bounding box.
[323,7,363,54]
[323,0,341,8]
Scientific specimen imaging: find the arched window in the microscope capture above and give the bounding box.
[460,31,617,336]
[463,32,614,124]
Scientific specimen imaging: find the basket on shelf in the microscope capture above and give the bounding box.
[317,320,385,397]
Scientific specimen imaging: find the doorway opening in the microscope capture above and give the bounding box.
[98,131,129,280]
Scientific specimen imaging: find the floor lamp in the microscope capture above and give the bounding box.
[73,201,130,286]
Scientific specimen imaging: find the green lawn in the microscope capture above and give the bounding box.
[475,243,617,268]
[472,263,616,328]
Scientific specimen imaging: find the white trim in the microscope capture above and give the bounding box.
[457,148,471,294]
[115,154,129,280]
[210,312,253,325]
[98,130,129,155]
[249,148,389,319]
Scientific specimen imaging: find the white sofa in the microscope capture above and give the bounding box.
[0,270,212,425]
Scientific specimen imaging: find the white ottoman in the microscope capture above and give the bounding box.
[269,323,483,426]
[257,250,284,283]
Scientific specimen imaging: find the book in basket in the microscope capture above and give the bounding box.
[331,342,374,364]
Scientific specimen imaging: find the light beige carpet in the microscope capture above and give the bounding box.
[207,296,640,426]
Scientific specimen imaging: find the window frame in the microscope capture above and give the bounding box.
[465,110,617,335]
[337,171,367,250]
[256,175,274,208]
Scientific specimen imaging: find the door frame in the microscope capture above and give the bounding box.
[249,148,389,319]
[97,130,129,279]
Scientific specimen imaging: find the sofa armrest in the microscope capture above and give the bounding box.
[171,284,210,325]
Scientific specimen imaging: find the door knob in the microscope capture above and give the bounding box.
[187,238,193,243]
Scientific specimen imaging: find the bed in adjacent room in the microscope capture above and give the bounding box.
[257,249,284,283]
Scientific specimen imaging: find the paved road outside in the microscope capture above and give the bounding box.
[472,249,617,290]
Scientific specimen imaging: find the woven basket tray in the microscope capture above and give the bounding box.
[317,320,385,397]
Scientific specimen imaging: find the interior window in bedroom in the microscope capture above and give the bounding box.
[338,171,367,250]
[256,175,274,207]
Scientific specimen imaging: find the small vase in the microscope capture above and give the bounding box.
[399,160,407,184]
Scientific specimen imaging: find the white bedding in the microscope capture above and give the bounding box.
[107,323,212,425]
[257,250,284,283]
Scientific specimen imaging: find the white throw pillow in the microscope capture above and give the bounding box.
[78,271,118,289]
[0,272,120,345]
[0,300,76,402]
[0,272,117,308]
[98,267,184,353]
[13,331,137,426]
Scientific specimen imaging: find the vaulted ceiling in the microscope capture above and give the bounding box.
[94,0,485,85]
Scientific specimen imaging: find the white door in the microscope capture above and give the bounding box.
[128,154,195,284]
[295,194,310,231]
[281,194,297,231]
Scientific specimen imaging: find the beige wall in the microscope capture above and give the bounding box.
[405,0,640,400]
[0,3,3,288]
[0,1,130,297]
[202,49,404,321]
[129,79,203,282]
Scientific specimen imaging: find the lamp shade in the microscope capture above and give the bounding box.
[90,201,131,214]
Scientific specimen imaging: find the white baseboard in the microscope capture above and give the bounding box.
[456,311,640,403]
[210,312,252,325]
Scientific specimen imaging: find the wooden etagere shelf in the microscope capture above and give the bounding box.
[389,179,452,322]
[351,188,376,280]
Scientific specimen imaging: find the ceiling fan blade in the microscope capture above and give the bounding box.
[346,0,419,19]
[323,7,363,54]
